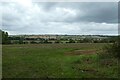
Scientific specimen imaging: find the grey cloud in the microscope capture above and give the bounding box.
[34,2,118,23]
[60,2,118,23]
[78,3,118,23]
[1,2,118,35]
[32,2,58,12]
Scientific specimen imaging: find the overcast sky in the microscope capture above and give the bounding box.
[0,1,118,35]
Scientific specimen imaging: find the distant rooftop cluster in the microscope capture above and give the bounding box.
[9,35,109,40]
[9,35,116,44]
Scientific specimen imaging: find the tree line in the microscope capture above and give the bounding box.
[0,30,119,44]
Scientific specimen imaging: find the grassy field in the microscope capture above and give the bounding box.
[2,43,119,78]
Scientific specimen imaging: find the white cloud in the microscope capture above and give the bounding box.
[15,0,32,8]
[1,2,118,35]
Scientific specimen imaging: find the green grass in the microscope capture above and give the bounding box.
[2,43,119,78]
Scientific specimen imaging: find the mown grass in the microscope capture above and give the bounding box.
[2,43,119,78]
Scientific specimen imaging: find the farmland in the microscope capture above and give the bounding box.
[2,43,119,78]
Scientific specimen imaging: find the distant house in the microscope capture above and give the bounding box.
[9,35,110,44]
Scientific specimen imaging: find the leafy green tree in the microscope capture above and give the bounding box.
[44,39,48,43]
[69,39,75,43]
[0,30,2,44]
[19,37,24,44]
[55,40,60,43]
[0,30,10,44]
[82,38,92,43]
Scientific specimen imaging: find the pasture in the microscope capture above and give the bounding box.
[2,43,119,78]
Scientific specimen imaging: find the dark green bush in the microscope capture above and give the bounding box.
[99,36,120,59]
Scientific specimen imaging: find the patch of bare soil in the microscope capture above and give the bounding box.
[65,50,97,56]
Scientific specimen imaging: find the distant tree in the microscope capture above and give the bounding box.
[93,40,100,43]
[1,30,10,44]
[30,41,37,44]
[19,37,24,44]
[0,30,2,44]
[55,40,60,43]
[100,39,109,43]
[44,39,48,43]
[69,39,75,43]
[82,38,92,43]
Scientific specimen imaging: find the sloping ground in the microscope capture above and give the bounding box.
[3,44,118,78]
[65,50,97,56]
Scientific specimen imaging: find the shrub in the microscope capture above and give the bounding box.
[99,36,120,59]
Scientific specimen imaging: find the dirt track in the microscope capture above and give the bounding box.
[65,50,97,56]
